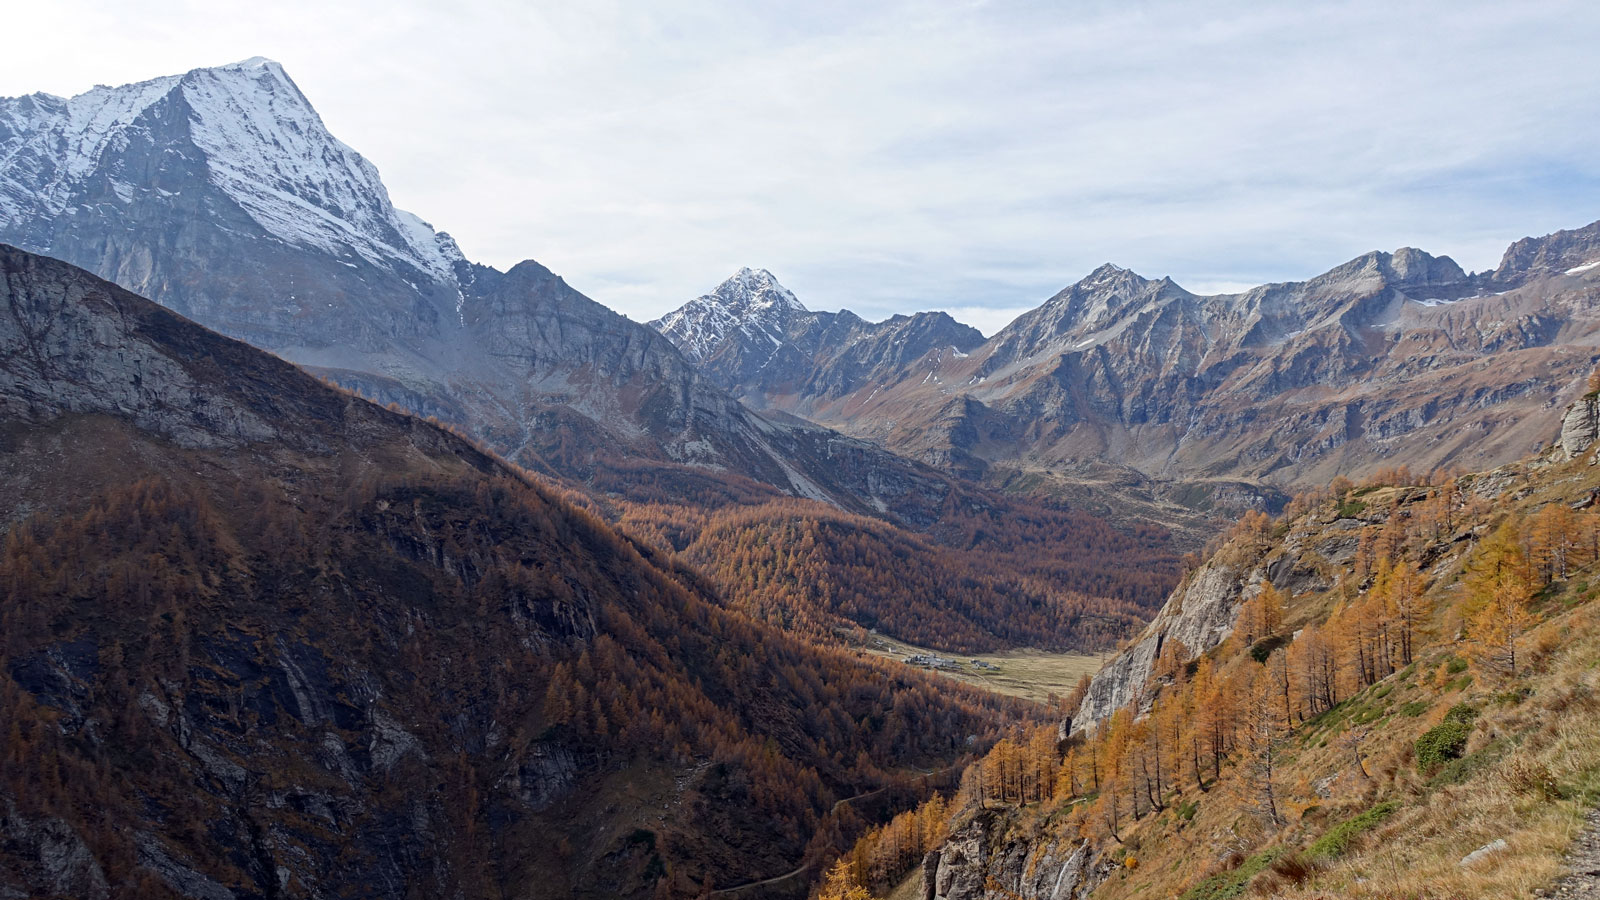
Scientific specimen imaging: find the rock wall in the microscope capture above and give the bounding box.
[1072,508,1355,735]
[1072,560,1250,733]
[1560,394,1600,461]
[923,811,1112,900]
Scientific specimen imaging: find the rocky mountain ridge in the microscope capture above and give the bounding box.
[677,225,1600,495]
[652,267,985,413]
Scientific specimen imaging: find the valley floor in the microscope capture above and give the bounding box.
[844,629,1104,703]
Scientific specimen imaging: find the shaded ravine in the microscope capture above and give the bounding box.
[710,765,964,896]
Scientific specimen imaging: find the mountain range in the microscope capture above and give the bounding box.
[0,58,985,527]
[4,51,1600,900]
[654,228,1600,506]
[0,58,1186,657]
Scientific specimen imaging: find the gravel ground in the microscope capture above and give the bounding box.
[1542,808,1600,899]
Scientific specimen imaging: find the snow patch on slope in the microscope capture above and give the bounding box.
[0,75,180,227]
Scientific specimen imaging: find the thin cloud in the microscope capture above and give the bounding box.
[2,0,1596,327]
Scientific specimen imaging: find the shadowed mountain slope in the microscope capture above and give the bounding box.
[0,245,1032,899]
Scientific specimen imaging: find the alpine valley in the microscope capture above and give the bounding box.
[3,55,1600,900]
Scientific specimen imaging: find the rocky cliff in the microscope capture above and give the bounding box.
[921,810,1113,900]
[1072,497,1373,734]
[1560,393,1600,461]
[651,268,984,411]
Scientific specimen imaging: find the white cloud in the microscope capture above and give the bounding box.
[3,0,1597,327]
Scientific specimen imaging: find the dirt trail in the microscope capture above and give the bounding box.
[1545,807,1600,899]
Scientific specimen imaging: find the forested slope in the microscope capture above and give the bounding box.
[817,389,1600,900]
[0,246,1033,900]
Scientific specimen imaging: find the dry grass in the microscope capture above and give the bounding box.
[1076,458,1600,900]
[883,867,925,900]
[849,631,1106,703]
[1273,603,1600,900]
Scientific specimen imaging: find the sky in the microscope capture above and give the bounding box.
[4,0,1598,335]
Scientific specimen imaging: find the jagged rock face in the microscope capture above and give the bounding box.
[652,267,807,365]
[925,811,1110,900]
[0,802,111,900]
[651,268,985,407]
[0,58,463,357]
[1560,394,1600,461]
[1073,506,1358,734]
[0,62,982,522]
[706,237,1600,489]
[1074,561,1251,731]
[1492,220,1600,281]
[0,244,486,462]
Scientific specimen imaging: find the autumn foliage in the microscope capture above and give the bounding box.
[615,497,1177,654]
[0,467,1037,897]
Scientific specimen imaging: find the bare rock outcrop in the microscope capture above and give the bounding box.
[1073,509,1345,735]
[1073,560,1248,733]
[1559,394,1600,461]
[0,803,109,900]
[926,811,1111,900]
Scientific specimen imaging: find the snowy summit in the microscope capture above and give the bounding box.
[651,267,805,363]
[0,57,461,283]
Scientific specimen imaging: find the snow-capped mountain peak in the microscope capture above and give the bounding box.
[651,268,806,363]
[0,58,459,285]
[712,267,806,314]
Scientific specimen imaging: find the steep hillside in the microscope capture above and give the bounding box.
[699,226,1600,498]
[817,390,1600,900]
[0,246,1036,899]
[608,498,1174,654]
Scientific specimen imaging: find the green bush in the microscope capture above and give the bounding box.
[1416,720,1473,773]
[1352,704,1387,725]
[1444,704,1479,724]
[1399,701,1429,717]
[1179,849,1282,900]
[1307,801,1400,859]
[1249,634,1290,664]
[1374,684,1393,699]
[1336,498,1369,518]
[1177,800,1199,821]
[1429,737,1511,788]
[1446,657,1469,675]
